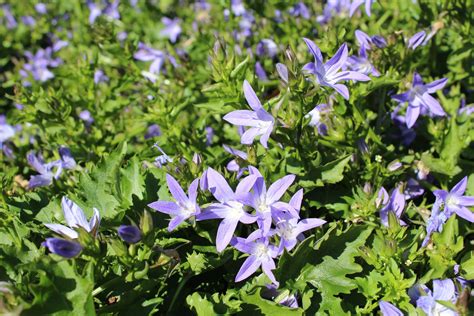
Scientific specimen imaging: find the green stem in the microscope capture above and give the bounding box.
[167,273,192,313]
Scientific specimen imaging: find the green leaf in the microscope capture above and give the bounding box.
[119,156,145,208]
[300,225,374,315]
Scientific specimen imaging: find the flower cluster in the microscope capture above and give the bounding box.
[27,147,76,188]
[149,167,325,285]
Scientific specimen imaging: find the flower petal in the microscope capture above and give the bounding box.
[243,80,262,111]
[216,218,239,252]
[425,78,448,93]
[148,201,181,215]
[450,176,467,196]
[166,174,189,205]
[44,223,79,239]
[223,110,259,126]
[235,255,261,282]
[267,175,295,204]
[303,38,323,64]
[405,105,421,128]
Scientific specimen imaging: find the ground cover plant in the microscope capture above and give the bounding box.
[0,0,473,315]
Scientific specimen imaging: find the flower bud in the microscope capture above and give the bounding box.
[43,238,82,258]
[118,225,142,244]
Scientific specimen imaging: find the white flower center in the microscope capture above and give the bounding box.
[258,200,271,214]
[225,201,245,220]
[181,202,196,217]
[253,242,270,259]
[278,221,296,240]
[257,120,272,130]
[445,194,459,206]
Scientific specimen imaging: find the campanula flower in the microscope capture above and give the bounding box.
[288,2,310,19]
[118,225,142,243]
[88,0,120,24]
[410,279,458,315]
[271,189,326,251]
[45,197,100,239]
[379,301,403,316]
[241,167,297,234]
[148,174,200,231]
[231,0,246,16]
[43,238,83,258]
[58,147,76,170]
[306,103,331,135]
[378,186,407,226]
[152,144,173,168]
[79,110,94,125]
[347,47,380,77]
[407,28,438,50]
[255,62,268,81]
[262,284,299,308]
[303,38,370,100]
[276,63,289,84]
[2,5,17,29]
[133,43,177,82]
[355,30,387,50]
[160,17,182,43]
[35,3,47,14]
[223,145,248,177]
[256,39,278,58]
[350,0,375,17]
[27,152,60,188]
[422,177,474,246]
[144,124,161,139]
[390,104,417,145]
[197,168,257,252]
[0,116,15,145]
[317,0,351,24]
[223,81,275,148]
[94,69,109,84]
[231,230,280,285]
[391,72,447,128]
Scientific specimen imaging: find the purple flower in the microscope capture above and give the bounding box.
[407,30,437,50]
[94,69,109,84]
[223,81,275,148]
[223,145,248,177]
[231,0,246,16]
[303,38,370,100]
[21,16,36,26]
[378,186,406,227]
[392,72,447,128]
[411,279,458,315]
[58,147,76,170]
[2,5,17,29]
[27,152,59,188]
[276,63,289,84]
[305,103,331,135]
[271,189,326,251]
[88,0,120,24]
[133,43,175,83]
[79,110,94,125]
[205,126,214,146]
[404,178,425,199]
[379,301,403,316]
[45,197,100,239]
[0,117,15,145]
[262,285,299,308]
[256,39,278,58]
[350,0,374,17]
[148,174,200,231]
[255,62,268,81]
[197,168,257,252]
[288,2,310,19]
[390,105,417,145]
[153,144,173,168]
[145,124,161,139]
[35,3,47,14]
[160,17,182,43]
[118,225,142,243]
[231,230,280,285]
[241,167,297,235]
[355,30,387,50]
[347,47,380,77]
[317,0,351,24]
[43,238,82,258]
[422,177,474,246]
